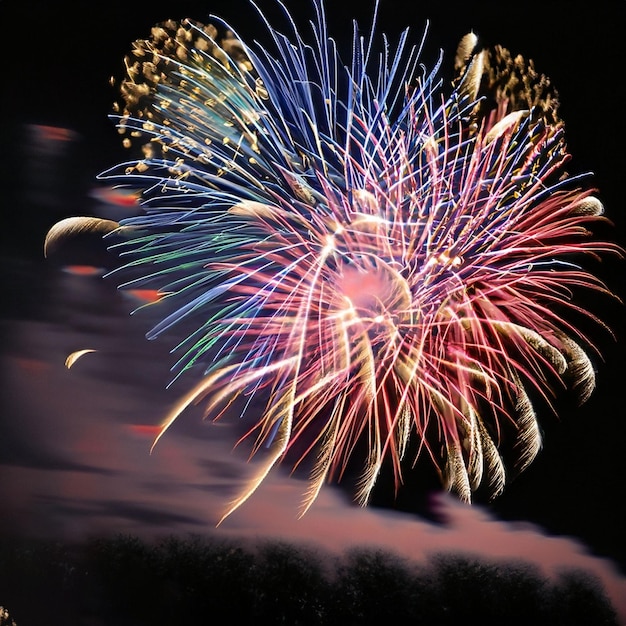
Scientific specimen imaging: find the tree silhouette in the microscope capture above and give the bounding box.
[330,548,419,623]
[0,535,619,625]
[251,540,331,624]
[548,569,619,626]
[421,554,553,625]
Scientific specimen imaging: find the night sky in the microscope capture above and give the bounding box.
[1,0,624,619]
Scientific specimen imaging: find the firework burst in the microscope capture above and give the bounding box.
[47,1,620,521]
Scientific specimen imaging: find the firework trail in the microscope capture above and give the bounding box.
[46,1,620,521]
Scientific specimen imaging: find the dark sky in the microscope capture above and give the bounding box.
[1,0,624,617]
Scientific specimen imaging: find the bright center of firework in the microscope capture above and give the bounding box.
[335,261,411,326]
[339,267,385,313]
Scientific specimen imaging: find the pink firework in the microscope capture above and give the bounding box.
[46,3,621,521]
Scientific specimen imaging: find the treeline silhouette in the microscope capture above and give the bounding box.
[0,534,618,625]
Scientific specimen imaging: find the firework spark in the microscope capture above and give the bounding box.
[48,1,620,521]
